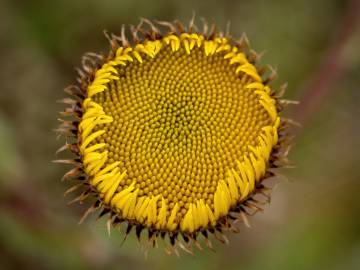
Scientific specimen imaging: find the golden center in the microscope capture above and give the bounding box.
[92,46,270,217]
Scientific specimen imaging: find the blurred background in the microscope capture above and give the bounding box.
[0,0,359,269]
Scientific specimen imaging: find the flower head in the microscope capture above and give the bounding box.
[56,18,292,253]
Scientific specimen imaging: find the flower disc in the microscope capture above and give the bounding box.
[57,19,290,251]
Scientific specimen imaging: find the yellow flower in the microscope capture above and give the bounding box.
[56,18,292,254]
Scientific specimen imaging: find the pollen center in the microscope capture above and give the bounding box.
[91,44,271,222]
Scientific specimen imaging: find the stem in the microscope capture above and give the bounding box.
[293,0,360,126]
